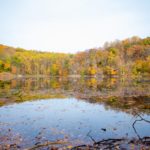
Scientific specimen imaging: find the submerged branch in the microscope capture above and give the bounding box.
[87,130,96,143]
[132,111,150,139]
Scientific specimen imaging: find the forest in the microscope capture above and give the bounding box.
[0,36,150,149]
[0,36,150,77]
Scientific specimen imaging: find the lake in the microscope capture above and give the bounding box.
[0,77,150,149]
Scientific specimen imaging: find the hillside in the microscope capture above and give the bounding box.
[0,36,150,77]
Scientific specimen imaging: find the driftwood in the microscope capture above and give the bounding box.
[72,130,125,150]
[71,137,150,150]
[26,140,68,150]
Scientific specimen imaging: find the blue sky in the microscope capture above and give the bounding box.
[0,0,150,53]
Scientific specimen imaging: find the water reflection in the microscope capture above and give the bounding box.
[0,98,149,148]
[0,77,150,148]
[0,77,150,114]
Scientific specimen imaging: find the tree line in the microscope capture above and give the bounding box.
[0,36,150,77]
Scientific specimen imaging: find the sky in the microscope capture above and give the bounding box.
[0,0,150,53]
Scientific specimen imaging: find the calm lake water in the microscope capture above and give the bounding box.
[0,77,150,149]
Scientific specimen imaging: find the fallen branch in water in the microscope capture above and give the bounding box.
[71,130,125,150]
[26,140,68,150]
[136,114,150,123]
[87,130,96,143]
[94,138,124,145]
[71,137,150,150]
[71,138,124,150]
[71,144,93,150]
[132,112,150,139]
[94,138,125,150]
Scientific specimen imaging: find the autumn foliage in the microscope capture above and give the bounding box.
[0,36,150,77]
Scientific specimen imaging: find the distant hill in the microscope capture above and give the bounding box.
[0,36,150,77]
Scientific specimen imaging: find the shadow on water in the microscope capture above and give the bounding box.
[0,77,150,149]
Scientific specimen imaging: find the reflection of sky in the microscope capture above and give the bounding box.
[0,98,150,146]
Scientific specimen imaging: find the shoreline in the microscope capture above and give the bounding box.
[0,72,149,81]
